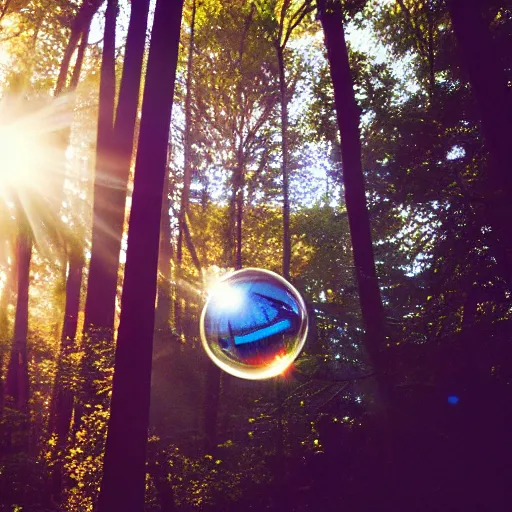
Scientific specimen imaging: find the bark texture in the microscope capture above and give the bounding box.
[318,0,388,384]
[5,227,32,412]
[98,0,184,509]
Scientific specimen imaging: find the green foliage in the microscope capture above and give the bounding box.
[0,0,511,510]
[62,405,109,512]
[0,452,54,512]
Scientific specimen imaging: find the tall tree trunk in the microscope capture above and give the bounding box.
[175,0,197,337]
[276,34,289,479]
[156,169,173,335]
[54,0,101,96]
[224,187,236,267]
[276,28,290,477]
[69,18,91,90]
[5,225,32,412]
[203,361,221,454]
[52,1,100,208]
[46,0,100,447]
[447,0,512,286]
[0,263,12,417]
[230,6,253,271]
[176,0,196,264]
[277,44,290,280]
[84,0,150,338]
[234,160,244,270]
[97,0,184,510]
[318,0,388,389]
[52,251,84,429]
[75,0,117,432]
[82,0,118,337]
[273,0,314,280]
[49,247,85,502]
[182,217,201,272]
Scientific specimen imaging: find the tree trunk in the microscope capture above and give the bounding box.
[182,217,201,272]
[84,0,150,338]
[277,44,291,281]
[97,0,184,510]
[447,0,512,286]
[176,0,196,265]
[54,0,101,96]
[82,0,118,338]
[0,265,12,417]
[203,361,221,454]
[174,0,197,337]
[73,0,118,434]
[234,160,244,270]
[46,0,101,447]
[225,185,236,268]
[52,1,100,207]
[231,7,253,271]
[69,18,91,90]
[49,248,85,502]
[156,169,173,334]
[5,227,32,412]
[318,1,388,387]
[52,251,84,432]
[276,36,290,474]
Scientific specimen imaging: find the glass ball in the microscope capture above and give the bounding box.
[200,268,308,380]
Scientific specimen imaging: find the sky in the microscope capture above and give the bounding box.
[85,1,419,213]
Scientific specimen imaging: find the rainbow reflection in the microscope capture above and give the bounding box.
[200,268,308,380]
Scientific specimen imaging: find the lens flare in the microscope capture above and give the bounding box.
[200,268,308,380]
[0,92,75,258]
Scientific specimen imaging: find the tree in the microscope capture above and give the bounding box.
[257,0,314,280]
[317,0,388,392]
[174,0,197,338]
[83,0,150,339]
[50,0,102,437]
[54,0,102,96]
[79,0,150,433]
[192,0,279,270]
[68,0,118,442]
[81,0,117,338]
[447,0,512,286]
[366,0,511,345]
[156,164,174,335]
[98,0,185,509]
[4,213,31,414]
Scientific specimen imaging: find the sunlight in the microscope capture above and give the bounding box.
[208,280,244,311]
[0,93,74,253]
[0,124,46,193]
[0,102,69,197]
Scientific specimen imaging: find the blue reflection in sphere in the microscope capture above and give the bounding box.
[200,268,308,380]
[447,395,459,405]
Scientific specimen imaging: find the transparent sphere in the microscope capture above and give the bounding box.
[200,268,308,380]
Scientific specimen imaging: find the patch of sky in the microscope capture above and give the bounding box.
[89,0,156,48]
[446,145,466,161]
[90,1,412,213]
[345,15,420,103]
[383,202,444,277]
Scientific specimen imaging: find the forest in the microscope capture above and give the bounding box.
[0,0,510,510]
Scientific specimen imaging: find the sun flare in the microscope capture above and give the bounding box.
[0,92,75,259]
[208,280,244,311]
[0,93,73,204]
[0,123,46,193]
